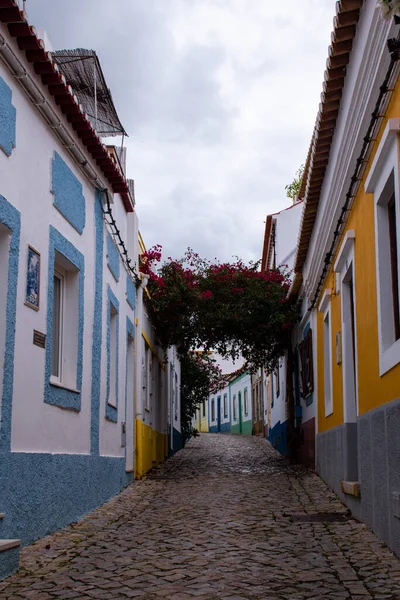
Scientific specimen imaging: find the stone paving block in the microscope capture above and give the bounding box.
[1,434,400,599]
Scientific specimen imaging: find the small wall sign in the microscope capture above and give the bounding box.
[33,330,46,349]
[25,245,40,311]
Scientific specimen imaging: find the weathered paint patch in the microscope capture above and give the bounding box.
[0,76,16,157]
[52,152,86,234]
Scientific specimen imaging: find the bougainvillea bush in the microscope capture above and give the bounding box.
[141,247,298,374]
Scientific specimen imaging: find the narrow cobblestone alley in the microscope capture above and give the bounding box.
[1,434,400,600]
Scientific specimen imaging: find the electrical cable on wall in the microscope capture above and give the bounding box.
[309,24,400,311]
[101,189,141,287]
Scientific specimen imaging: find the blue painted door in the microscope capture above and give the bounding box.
[217,397,221,432]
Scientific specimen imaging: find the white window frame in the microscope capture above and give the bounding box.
[319,290,333,417]
[50,267,65,384]
[233,394,237,421]
[108,302,118,408]
[334,231,359,422]
[174,371,178,421]
[365,119,400,375]
[145,344,151,412]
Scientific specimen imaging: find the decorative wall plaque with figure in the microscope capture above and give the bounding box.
[25,245,40,311]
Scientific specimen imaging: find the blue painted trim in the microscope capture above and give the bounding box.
[0,451,132,547]
[268,420,288,456]
[51,152,86,234]
[106,285,119,422]
[107,233,120,282]
[209,422,230,434]
[44,226,84,411]
[0,546,19,581]
[126,274,136,310]
[90,190,104,455]
[0,195,20,452]
[0,76,16,157]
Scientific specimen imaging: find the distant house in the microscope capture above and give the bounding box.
[193,399,209,433]
[209,383,230,433]
[261,201,306,459]
[229,371,252,435]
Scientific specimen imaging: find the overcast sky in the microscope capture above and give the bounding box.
[27,0,335,264]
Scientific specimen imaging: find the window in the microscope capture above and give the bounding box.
[274,363,280,398]
[323,310,333,416]
[174,372,178,421]
[271,374,274,408]
[299,328,314,399]
[202,400,206,417]
[51,270,63,379]
[143,344,153,412]
[244,388,248,415]
[223,393,228,418]
[105,287,119,421]
[142,345,148,409]
[45,228,84,412]
[388,194,400,341]
[211,398,215,421]
[233,394,236,420]
[238,391,242,417]
[148,353,153,410]
[108,302,118,407]
[50,252,80,389]
[365,123,400,375]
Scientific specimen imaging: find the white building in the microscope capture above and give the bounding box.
[261,200,308,458]
[0,7,180,580]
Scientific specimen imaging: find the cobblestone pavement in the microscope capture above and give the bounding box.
[1,434,400,600]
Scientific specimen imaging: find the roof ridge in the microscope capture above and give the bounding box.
[0,0,133,211]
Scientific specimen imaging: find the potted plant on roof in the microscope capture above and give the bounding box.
[378,0,400,20]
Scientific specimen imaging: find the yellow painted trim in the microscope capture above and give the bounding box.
[138,231,146,254]
[134,419,168,479]
[141,330,164,368]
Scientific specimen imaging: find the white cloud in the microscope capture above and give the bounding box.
[27,0,335,263]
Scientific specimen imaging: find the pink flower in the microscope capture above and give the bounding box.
[201,290,213,300]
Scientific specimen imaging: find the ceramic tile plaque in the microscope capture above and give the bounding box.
[25,245,40,310]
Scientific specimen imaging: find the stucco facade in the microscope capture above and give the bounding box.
[261,200,312,460]
[0,11,180,579]
[290,1,400,556]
